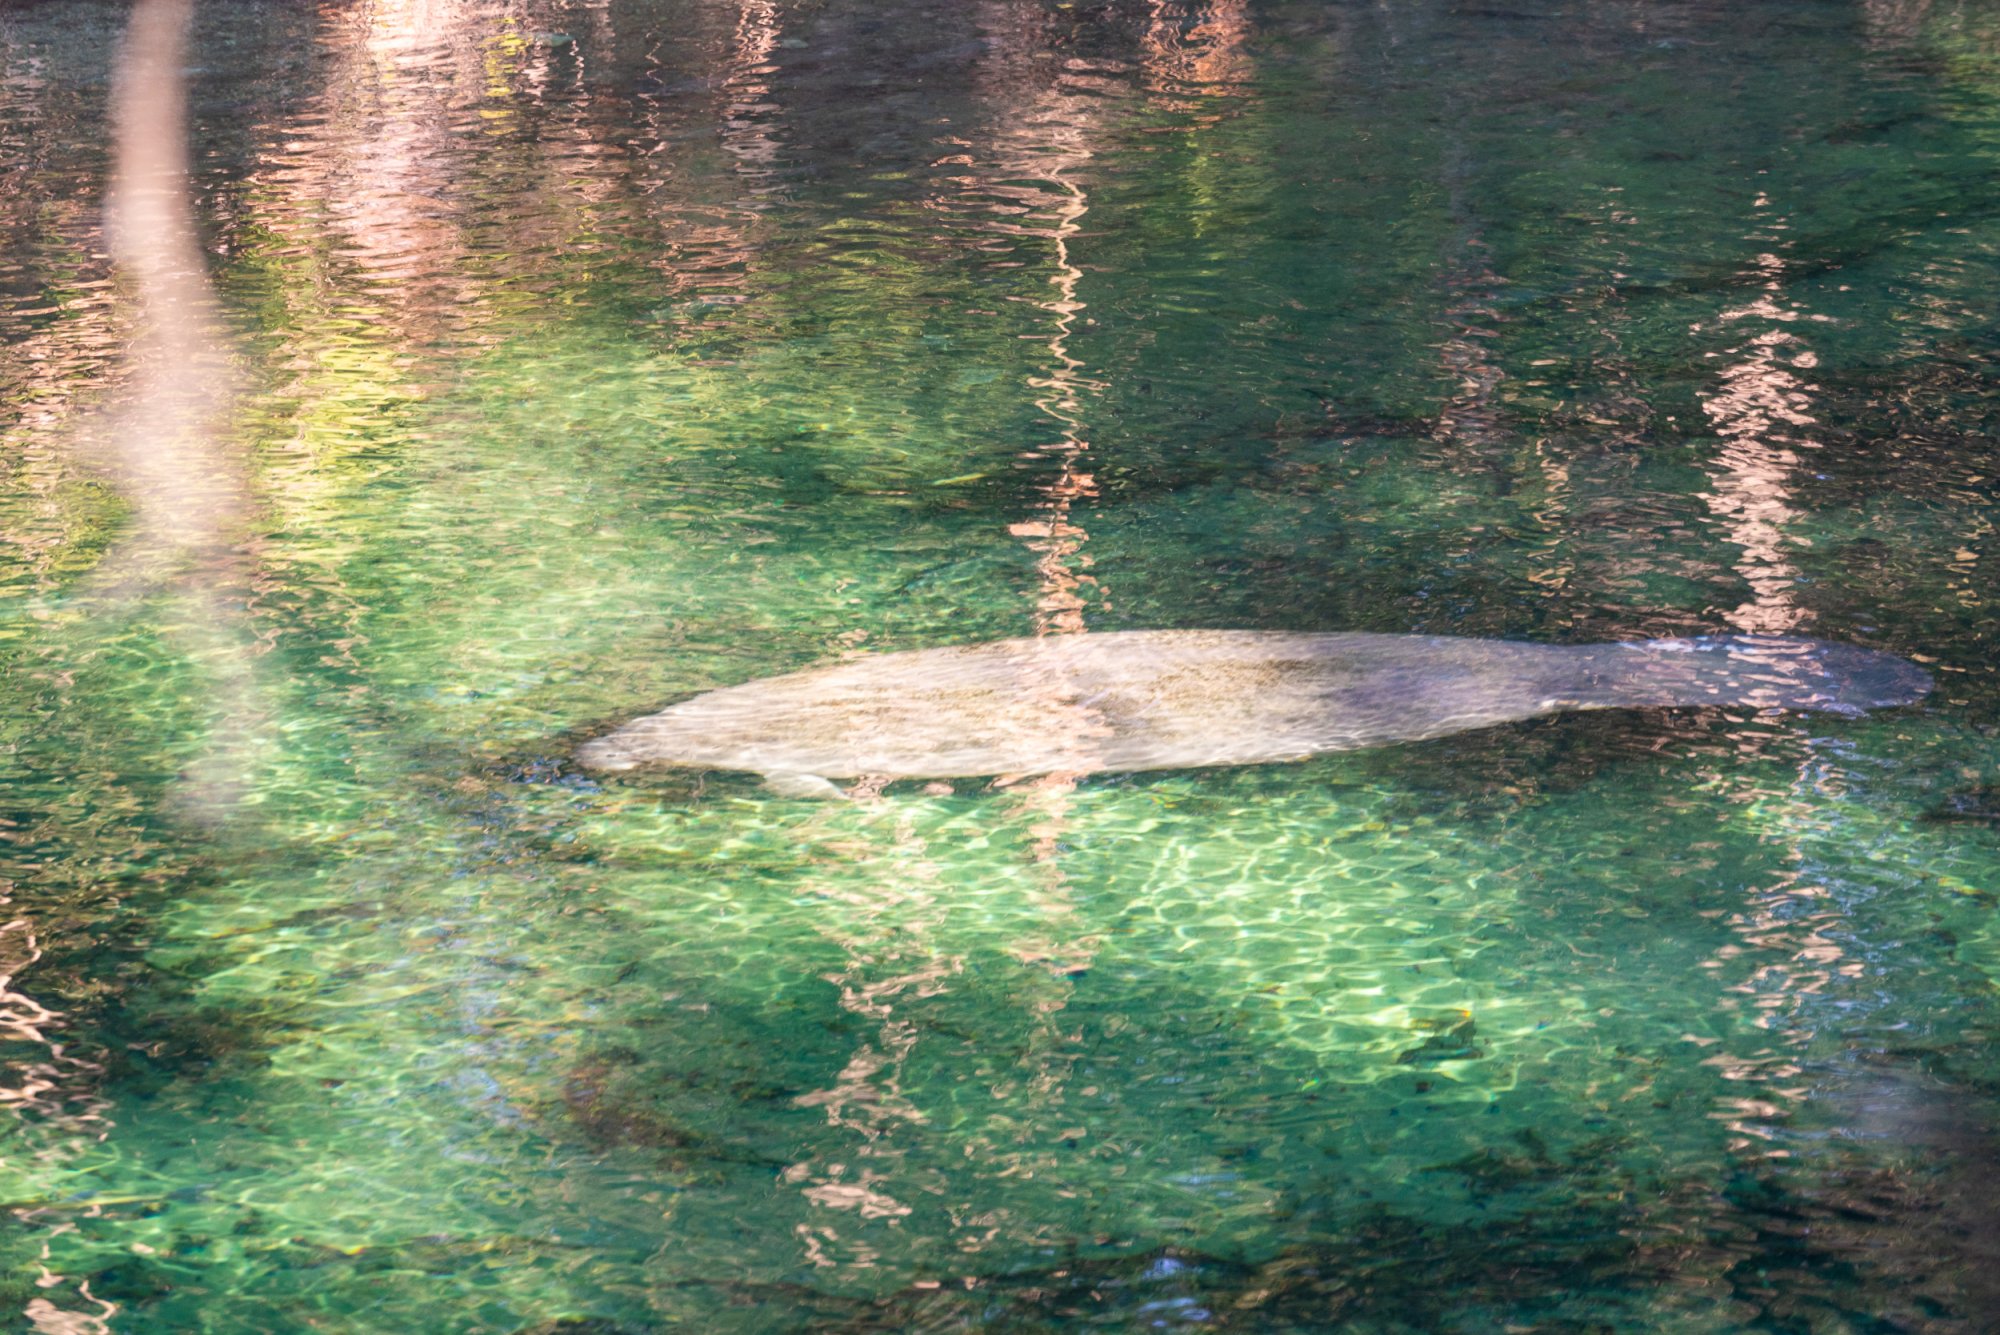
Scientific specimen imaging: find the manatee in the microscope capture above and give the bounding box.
[576,631,1930,796]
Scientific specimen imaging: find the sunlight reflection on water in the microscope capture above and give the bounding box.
[0,0,1998,1330]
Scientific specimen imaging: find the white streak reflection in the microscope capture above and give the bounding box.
[631,0,788,312]
[787,804,957,1262]
[93,0,265,818]
[722,0,786,189]
[1697,755,1858,1158]
[1143,0,1254,116]
[1697,227,1822,634]
[960,3,1111,1036]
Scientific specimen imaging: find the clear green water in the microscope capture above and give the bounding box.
[5,0,2000,1330]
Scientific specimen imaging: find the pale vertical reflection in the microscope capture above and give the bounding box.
[93,0,262,816]
[629,0,786,310]
[243,0,625,651]
[1689,196,1841,1151]
[786,9,1123,1262]
[1142,0,1254,118]
[1945,510,1991,611]
[989,115,1101,631]
[3,13,207,1321]
[252,0,488,343]
[984,0,1156,1008]
[972,0,1110,991]
[0,877,116,1330]
[252,0,630,340]
[332,0,471,287]
[703,1,945,1263]
[990,0,1251,637]
[1696,197,1827,635]
[1523,435,1576,603]
[239,0,491,577]
[787,809,958,1263]
[698,0,785,305]
[23,1278,115,1335]
[786,6,1264,1265]
[987,0,1253,1047]
[101,0,244,559]
[1434,151,1504,455]
[1862,0,1934,44]
[1009,189,1098,640]
[722,0,785,190]
[0,36,126,593]
[1427,131,1517,589]
[0,907,110,1138]
[1697,755,1856,1158]
[1138,0,1257,262]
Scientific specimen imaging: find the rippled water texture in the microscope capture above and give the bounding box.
[4,0,2000,1330]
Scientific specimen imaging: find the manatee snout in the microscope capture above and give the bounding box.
[1646,636,1933,716]
[575,733,640,772]
[1801,640,1933,711]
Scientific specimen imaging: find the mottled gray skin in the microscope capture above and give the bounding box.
[577,631,1930,792]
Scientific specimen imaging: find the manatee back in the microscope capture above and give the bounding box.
[576,631,1930,781]
[580,631,1598,778]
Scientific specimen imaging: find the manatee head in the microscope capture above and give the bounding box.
[574,730,642,772]
[1665,636,1934,715]
[576,693,786,774]
[575,707,702,773]
[1799,638,1934,710]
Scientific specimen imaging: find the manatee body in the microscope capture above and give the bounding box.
[576,631,1930,795]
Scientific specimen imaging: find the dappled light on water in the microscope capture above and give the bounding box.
[2,0,2000,1330]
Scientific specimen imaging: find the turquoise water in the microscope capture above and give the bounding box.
[4,0,2000,1329]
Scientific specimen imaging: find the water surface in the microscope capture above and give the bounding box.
[4,1,2000,1330]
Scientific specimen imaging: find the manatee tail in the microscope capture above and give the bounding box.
[1565,636,1931,717]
